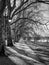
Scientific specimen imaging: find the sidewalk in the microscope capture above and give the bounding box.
[0,56,16,65]
[5,41,49,65]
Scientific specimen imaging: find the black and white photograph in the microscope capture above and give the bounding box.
[0,0,49,65]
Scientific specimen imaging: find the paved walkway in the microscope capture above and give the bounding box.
[0,55,16,65]
[5,41,49,65]
[5,44,44,65]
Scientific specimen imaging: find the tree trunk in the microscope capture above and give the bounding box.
[5,18,13,46]
[6,19,13,46]
[0,17,5,55]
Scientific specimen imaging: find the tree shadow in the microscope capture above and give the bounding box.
[0,56,16,65]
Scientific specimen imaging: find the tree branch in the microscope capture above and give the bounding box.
[10,1,38,18]
[10,0,29,18]
[10,17,44,25]
[38,0,49,4]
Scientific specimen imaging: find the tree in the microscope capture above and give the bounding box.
[10,0,49,64]
[0,0,6,55]
[0,0,13,55]
[0,1,49,64]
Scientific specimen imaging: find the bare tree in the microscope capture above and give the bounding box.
[9,0,49,64]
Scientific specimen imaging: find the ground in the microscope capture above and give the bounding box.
[5,41,49,65]
[0,38,49,65]
[0,55,16,65]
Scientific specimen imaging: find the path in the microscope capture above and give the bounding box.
[0,55,16,65]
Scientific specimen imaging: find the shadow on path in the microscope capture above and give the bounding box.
[0,55,17,65]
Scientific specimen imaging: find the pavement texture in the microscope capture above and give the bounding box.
[5,43,49,65]
[3,38,49,65]
[0,55,16,65]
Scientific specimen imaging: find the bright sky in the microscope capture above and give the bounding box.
[15,0,21,8]
[10,0,21,8]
